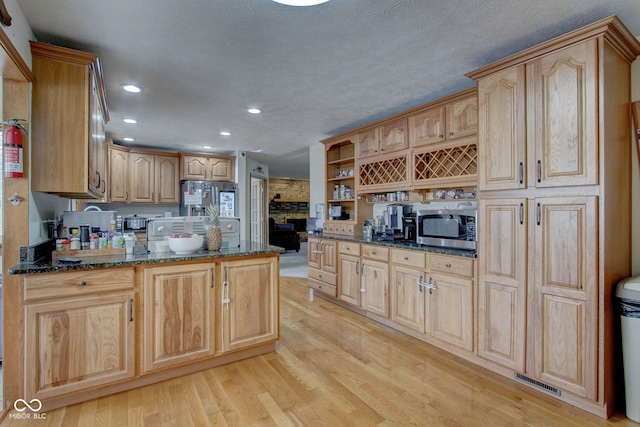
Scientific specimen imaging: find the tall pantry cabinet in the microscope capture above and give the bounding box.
[467,16,640,416]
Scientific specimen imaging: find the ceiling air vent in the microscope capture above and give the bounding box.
[514,373,561,397]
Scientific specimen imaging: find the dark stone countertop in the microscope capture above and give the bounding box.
[308,233,477,258]
[8,240,284,275]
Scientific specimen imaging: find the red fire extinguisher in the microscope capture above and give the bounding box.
[3,118,27,178]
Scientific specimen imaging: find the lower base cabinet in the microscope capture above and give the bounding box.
[220,257,279,352]
[143,263,216,372]
[23,268,136,400]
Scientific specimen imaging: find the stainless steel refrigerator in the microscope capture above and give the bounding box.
[179,180,238,217]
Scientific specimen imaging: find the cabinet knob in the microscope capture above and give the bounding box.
[449,131,454,136]
[439,134,444,138]
[403,256,409,261]
[371,251,376,255]
[445,263,451,268]
[79,281,87,286]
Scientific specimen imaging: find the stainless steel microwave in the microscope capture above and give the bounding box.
[416,208,477,251]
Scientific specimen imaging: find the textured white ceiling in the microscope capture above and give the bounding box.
[14,0,640,179]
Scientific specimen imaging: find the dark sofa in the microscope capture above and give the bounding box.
[269,218,301,252]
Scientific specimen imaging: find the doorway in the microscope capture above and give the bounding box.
[250,175,267,244]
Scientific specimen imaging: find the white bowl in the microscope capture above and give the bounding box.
[167,235,204,254]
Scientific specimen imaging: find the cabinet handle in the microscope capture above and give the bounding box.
[445,263,451,268]
[449,131,454,136]
[518,162,523,184]
[439,134,444,138]
[403,256,409,261]
[418,276,436,294]
[210,267,215,288]
[126,191,129,201]
[361,263,365,279]
[519,203,524,225]
[380,148,384,152]
[222,266,231,305]
[152,191,155,202]
[356,262,359,275]
[536,160,541,183]
[536,203,541,226]
[79,280,86,286]
[129,298,134,322]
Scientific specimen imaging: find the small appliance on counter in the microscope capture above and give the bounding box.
[123,214,147,232]
[416,205,477,251]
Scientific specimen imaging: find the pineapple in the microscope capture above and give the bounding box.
[206,204,223,251]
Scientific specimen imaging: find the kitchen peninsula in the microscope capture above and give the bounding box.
[8,241,282,412]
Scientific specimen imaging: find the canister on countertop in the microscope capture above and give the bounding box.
[70,237,81,250]
[80,225,90,250]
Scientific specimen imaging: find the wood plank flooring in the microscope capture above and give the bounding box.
[3,276,637,426]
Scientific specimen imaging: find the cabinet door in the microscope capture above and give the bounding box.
[361,259,389,318]
[181,155,208,180]
[307,237,322,270]
[143,264,216,372]
[109,145,129,202]
[380,119,408,154]
[446,95,478,140]
[208,157,234,181]
[529,40,598,188]
[129,152,155,203]
[89,71,107,198]
[532,196,597,399]
[428,273,473,352]
[477,65,526,191]
[391,265,426,333]
[25,293,135,400]
[477,199,527,371]
[155,155,180,203]
[408,106,446,147]
[322,240,338,274]
[339,254,361,306]
[356,127,380,158]
[221,257,278,352]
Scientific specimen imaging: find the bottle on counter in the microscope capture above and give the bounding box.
[70,237,81,250]
[80,225,90,250]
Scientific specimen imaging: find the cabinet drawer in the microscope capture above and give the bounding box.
[391,248,426,269]
[308,279,336,297]
[430,255,474,278]
[308,267,337,286]
[338,241,360,255]
[323,223,337,234]
[338,223,356,236]
[361,244,389,262]
[24,267,135,302]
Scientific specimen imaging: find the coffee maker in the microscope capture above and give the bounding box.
[384,204,412,239]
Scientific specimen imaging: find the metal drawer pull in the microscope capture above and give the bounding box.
[79,281,87,286]
[403,256,409,261]
[445,263,451,268]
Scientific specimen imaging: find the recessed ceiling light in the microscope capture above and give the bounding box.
[247,108,262,114]
[122,137,135,142]
[123,118,137,124]
[121,84,143,93]
[272,0,330,6]
[203,145,212,149]
[220,131,231,136]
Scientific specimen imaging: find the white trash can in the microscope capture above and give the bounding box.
[616,276,640,423]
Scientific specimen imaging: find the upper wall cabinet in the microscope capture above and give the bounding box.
[356,118,408,158]
[180,154,235,182]
[30,41,109,199]
[408,92,477,148]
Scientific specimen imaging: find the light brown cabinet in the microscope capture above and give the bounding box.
[142,264,216,372]
[408,93,477,147]
[477,198,527,372]
[356,118,408,158]
[308,237,338,297]
[108,140,129,202]
[23,268,135,400]
[468,16,640,415]
[220,257,279,352]
[129,151,180,204]
[390,249,428,333]
[30,41,109,199]
[338,242,361,306]
[477,41,597,191]
[181,154,235,181]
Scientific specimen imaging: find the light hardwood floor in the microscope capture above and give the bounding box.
[3,276,637,426]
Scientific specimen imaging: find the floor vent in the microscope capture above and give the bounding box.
[514,373,561,396]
